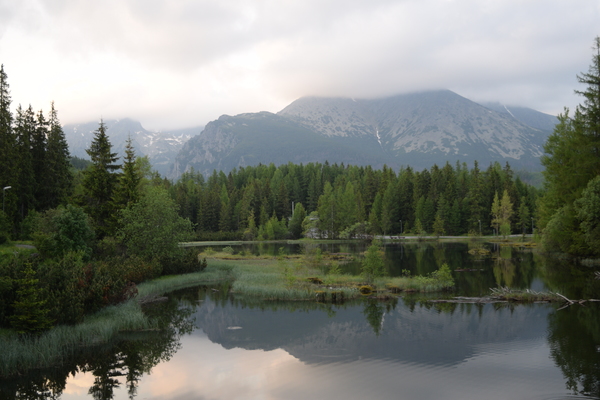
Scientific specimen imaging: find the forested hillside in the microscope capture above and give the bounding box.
[169,160,537,240]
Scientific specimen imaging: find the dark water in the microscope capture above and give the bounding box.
[2,243,600,400]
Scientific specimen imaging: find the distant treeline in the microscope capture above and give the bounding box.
[168,160,538,240]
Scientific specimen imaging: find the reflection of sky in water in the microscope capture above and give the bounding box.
[63,334,566,400]
[61,302,573,400]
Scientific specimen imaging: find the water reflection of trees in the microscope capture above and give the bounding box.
[0,294,195,400]
[537,255,600,300]
[548,304,600,397]
[362,298,398,336]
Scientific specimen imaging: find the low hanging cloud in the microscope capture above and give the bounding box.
[1,0,598,130]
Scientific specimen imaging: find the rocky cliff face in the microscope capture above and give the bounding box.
[171,90,555,178]
[280,90,550,161]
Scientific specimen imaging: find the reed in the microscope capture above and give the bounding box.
[0,301,152,377]
[205,255,454,301]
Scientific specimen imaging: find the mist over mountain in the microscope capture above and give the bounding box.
[171,90,556,178]
[63,119,202,176]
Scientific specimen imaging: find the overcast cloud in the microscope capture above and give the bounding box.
[0,0,598,130]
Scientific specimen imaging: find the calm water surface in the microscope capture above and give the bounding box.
[3,242,600,400]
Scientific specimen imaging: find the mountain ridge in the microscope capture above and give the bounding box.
[171,90,556,178]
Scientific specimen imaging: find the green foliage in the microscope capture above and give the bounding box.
[110,136,141,233]
[41,251,87,324]
[80,120,121,238]
[0,211,10,244]
[340,221,371,239]
[432,211,445,237]
[302,211,320,238]
[430,263,454,287]
[45,102,73,209]
[9,262,54,334]
[118,186,193,262]
[575,175,600,255]
[541,205,587,255]
[32,204,95,260]
[243,209,258,240]
[361,240,385,283]
[288,202,306,239]
[540,37,600,255]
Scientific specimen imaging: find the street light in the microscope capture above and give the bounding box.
[531,217,534,236]
[399,220,403,235]
[478,220,482,237]
[2,186,11,213]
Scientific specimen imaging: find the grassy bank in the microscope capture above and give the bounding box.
[201,249,455,302]
[0,269,228,378]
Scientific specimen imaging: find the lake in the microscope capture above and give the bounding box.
[2,242,600,399]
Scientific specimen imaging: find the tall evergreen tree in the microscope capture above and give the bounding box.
[110,136,141,232]
[0,65,16,228]
[80,120,120,238]
[14,105,36,222]
[540,36,600,255]
[46,102,73,209]
[32,109,49,210]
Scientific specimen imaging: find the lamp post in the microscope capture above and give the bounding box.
[531,217,534,236]
[399,220,403,235]
[2,186,11,213]
[478,220,482,237]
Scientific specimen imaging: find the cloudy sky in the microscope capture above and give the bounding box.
[1,0,598,131]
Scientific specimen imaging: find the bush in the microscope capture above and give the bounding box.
[361,240,385,283]
[161,248,203,276]
[32,205,95,260]
[118,186,193,262]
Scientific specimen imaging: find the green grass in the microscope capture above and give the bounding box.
[0,268,233,378]
[0,301,151,377]
[200,251,454,301]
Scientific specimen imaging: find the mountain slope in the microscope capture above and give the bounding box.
[172,90,555,178]
[170,112,396,177]
[280,90,551,169]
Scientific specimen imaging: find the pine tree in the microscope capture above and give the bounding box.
[9,262,54,334]
[0,65,16,228]
[14,105,36,222]
[81,120,120,238]
[32,109,49,210]
[110,136,141,233]
[46,102,73,209]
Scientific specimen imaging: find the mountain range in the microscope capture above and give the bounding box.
[62,90,557,179]
[171,90,557,178]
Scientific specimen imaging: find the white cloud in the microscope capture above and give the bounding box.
[0,0,598,130]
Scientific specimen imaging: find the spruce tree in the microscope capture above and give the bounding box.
[14,105,36,222]
[110,136,141,233]
[46,102,73,209]
[32,109,49,210]
[0,65,16,228]
[81,120,120,238]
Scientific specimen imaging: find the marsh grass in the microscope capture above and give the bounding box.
[0,268,232,377]
[0,301,152,377]
[204,252,455,301]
